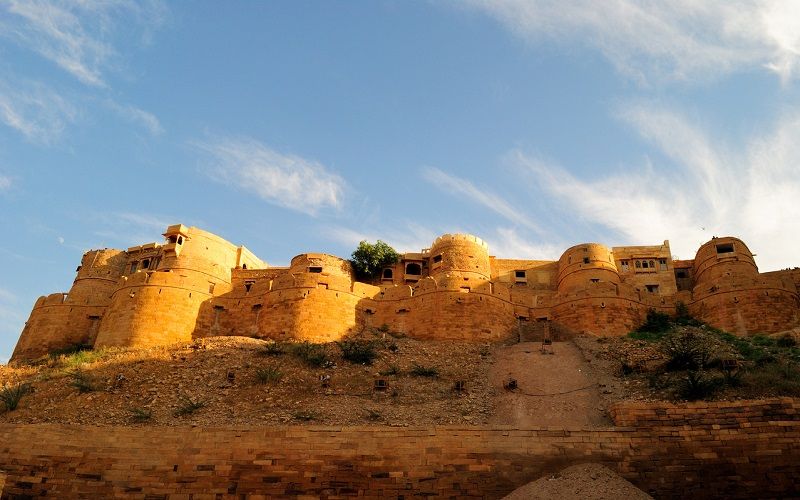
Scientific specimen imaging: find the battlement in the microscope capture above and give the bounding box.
[430,233,489,250]
[9,225,800,362]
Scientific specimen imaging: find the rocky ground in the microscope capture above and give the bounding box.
[0,335,500,427]
[3,325,797,426]
[502,463,653,500]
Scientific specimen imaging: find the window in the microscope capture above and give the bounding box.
[659,259,667,271]
[382,268,393,280]
[583,257,590,264]
[621,260,629,272]
[635,260,641,268]
[432,255,442,264]
[716,243,734,254]
[645,284,659,293]
[649,260,655,269]
[208,282,215,294]
[242,264,247,270]
[405,263,422,275]
[142,259,150,269]
[515,270,526,278]
[308,266,323,273]
[590,278,599,283]
[676,270,688,278]
[244,280,255,292]
[129,262,138,274]
[168,235,177,244]
[641,261,648,269]
[177,236,183,245]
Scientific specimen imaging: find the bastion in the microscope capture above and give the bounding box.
[10,227,800,362]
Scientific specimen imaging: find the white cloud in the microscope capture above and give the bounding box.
[0,174,11,191]
[324,223,438,254]
[510,102,800,271]
[421,166,542,233]
[105,100,163,136]
[197,136,348,217]
[461,0,800,84]
[0,80,77,144]
[0,0,166,87]
[485,227,563,260]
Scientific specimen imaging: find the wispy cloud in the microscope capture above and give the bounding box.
[105,100,164,136]
[461,0,800,84]
[0,174,11,191]
[421,167,542,233]
[324,223,438,254]
[196,136,348,217]
[510,102,800,270]
[485,227,563,260]
[1,0,167,87]
[0,79,77,144]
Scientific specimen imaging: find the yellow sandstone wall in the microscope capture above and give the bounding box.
[689,237,800,334]
[11,228,800,363]
[11,249,128,360]
[0,399,798,498]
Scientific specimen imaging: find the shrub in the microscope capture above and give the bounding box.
[740,361,800,396]
[777,335,797,348]
[255,365,283,384]
[259,342,286,357]
[662,331,713,371]
[678,370,720,400]
[350,240,400,280]
[378,324,390,333]
[292,410,317,421]
[291,342,329,368]
[410,363,438,377]
[129,407,153,423]
[69,369,96,393]
[628,330,665,342]
[338,340,378,365]
[379,365,400,376]
[0,383,32,411]
[174,394,205,416]
[49,343,93,358]
[365,409,382,422]
[637,309,671,334]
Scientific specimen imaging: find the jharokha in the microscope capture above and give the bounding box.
[10,224,800,362]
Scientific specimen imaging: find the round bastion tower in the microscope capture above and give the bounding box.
[690,236,800,334]
[556,243,620,294]
[95,226,245,349]
[551,243,643,335]
[11,249,128,362]
[260,253,360,342]
[427,233,491,290]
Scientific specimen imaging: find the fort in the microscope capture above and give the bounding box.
[10,224,800,363]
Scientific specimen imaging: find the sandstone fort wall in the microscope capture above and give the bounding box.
[10,227,800,363]
[0,399,797,499]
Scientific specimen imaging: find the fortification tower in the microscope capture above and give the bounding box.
[556,243,620,295]
[94,225,264,349]
[690,236,800,334]
[551,243,646,335]
[258,253,361,342]
[11,249,128,361]
[427,233,491,290]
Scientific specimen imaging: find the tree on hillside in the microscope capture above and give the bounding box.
[350,240,400,281]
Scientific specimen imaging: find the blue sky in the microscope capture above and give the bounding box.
[2,1,800,362]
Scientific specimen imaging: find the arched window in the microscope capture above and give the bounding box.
[649,260,655,269]
[635,260,641,268]
[405,263,422,276]
[642,261,649,268]
[382,268,393,280]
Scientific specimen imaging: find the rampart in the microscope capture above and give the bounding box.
[0,399,797,498]
[10,227,800,363]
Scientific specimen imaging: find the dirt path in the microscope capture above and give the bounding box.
[489,341,610,427]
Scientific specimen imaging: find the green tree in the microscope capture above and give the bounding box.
[350,240,400,280]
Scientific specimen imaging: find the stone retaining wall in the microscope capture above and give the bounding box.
[1,399,798,499]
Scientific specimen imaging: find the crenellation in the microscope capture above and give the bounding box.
[9,227,800,362]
